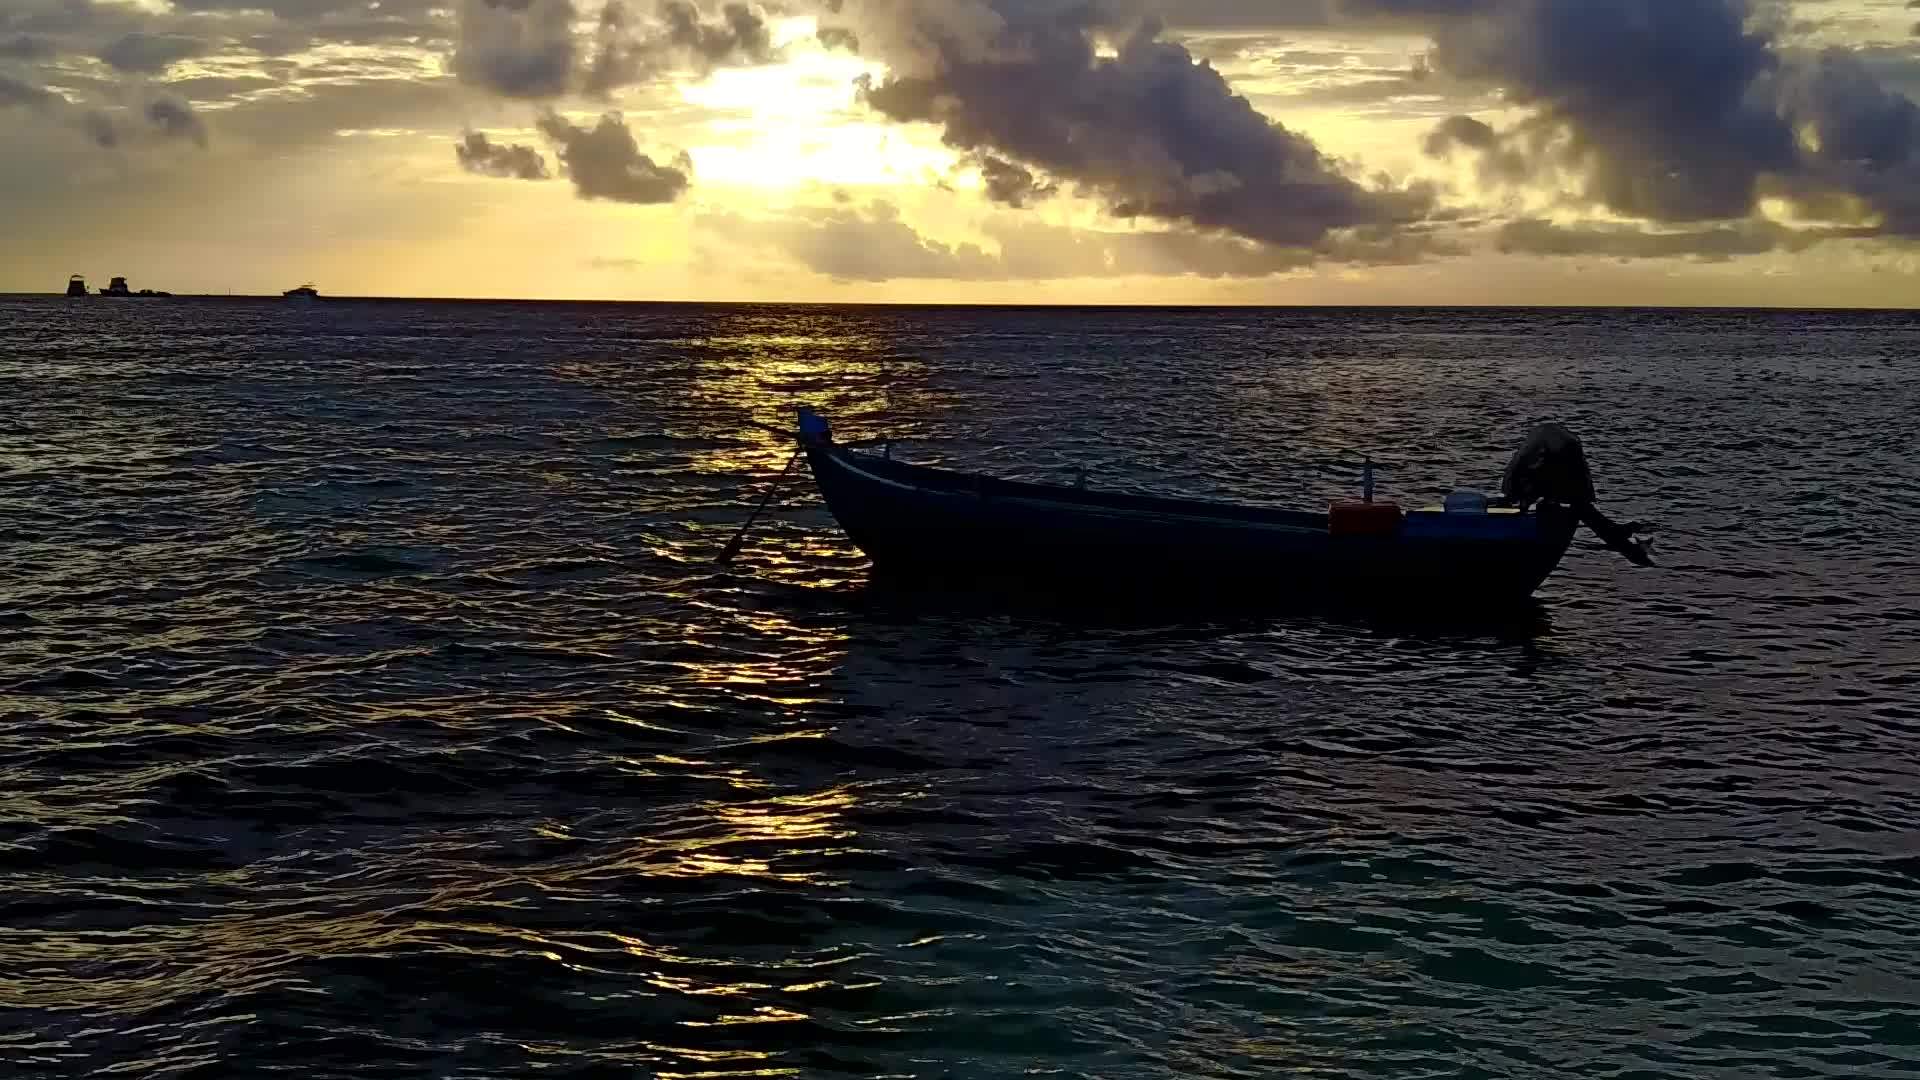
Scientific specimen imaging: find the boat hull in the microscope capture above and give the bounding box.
[805,444,1578,605]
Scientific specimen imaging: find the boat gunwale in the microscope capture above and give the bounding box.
[815,443,1499,536]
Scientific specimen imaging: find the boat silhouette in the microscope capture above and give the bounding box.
[87,275,171,298]
[764,409,1651,608]
[66,274,87,297]
[283,284,320,301]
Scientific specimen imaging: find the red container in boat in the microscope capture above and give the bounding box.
[1329,500,1403,537]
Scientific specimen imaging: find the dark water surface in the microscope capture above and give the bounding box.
[3,298,1918,1078]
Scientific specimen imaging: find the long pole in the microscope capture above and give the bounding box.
[716,450,801,567]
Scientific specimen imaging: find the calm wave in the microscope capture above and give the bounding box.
[3,298,1918,1078]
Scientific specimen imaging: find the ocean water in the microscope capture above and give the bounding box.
[2,297,1918,1079]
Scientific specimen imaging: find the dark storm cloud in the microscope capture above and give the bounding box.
[97,31,210,74]
[1770,47,1920,233]
[536,109,691,202]
[830,1,1432,250]
[453,0,576,99]
[456,129,551,178]
[1414,0,1795,222]
[1394,0,1920,236]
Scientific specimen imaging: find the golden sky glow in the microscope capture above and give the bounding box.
[3,0,1919,304]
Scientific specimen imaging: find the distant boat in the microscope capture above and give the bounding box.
[99,275,133,297]
[283,284,320,301]
[66,274,86,297]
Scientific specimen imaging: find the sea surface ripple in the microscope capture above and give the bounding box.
[2,299,1918,1078]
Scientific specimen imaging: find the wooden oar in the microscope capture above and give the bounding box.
[716,450,802,567]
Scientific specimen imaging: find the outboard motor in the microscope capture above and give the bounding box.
[1503,424,1653,567]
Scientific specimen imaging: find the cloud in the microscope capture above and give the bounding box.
[168,0,439,16]
[825,1,1433,250]
[990,219,1321,278]
[0,34,54,59]
[661,1,772,67]
[742,201,1004,280]
[1398,0,1920,236]
[97,31,208,74]
[583,0,650,94]
[81,108,118,148]
[72,97,212,149]
[0,68,205,150]
[1422,112,1536,185]
[815,25,858,51]
[973,154,1056,208]
[536,109,691,202]
[1771,47,1920,233]
[144,97,207,147]
[451,0,782,100]
[456,129,550,178]
[705,198,1462,281]
[1495,217,1876,261]
[1423,113,1495,154]
[0,73,58,109]
[584,0,779,96]
[211,77,464,151]
[453,0,576,99]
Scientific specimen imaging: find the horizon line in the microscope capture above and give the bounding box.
[5,292,1919,313]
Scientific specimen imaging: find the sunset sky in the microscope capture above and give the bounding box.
[5,0,1920,304]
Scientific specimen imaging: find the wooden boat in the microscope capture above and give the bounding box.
[794,409,1645,604]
